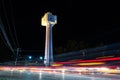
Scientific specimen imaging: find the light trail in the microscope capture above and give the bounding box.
[0,66,120,80]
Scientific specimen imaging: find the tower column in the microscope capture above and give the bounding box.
[41,12,57,66]
[44,24,53,66]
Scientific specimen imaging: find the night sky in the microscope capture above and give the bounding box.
[0,0,120,56]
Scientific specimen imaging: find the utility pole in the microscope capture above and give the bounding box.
[15,48,20,65]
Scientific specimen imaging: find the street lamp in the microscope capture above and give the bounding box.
[28,56,32,60]
[39,56,43,60]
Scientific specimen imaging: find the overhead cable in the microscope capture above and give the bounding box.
[1,0,17,48]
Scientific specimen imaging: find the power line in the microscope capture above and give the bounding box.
[0,32,11,50]
[9,0,20,48]
[1,0,17,48]
[18,50,44,52]
[0,17,15,55]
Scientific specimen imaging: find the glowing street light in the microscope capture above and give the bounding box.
[28,56,32,60]
[39,56,43,60]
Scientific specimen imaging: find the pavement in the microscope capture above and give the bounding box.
[0,70,120,80]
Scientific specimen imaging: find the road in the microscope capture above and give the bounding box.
[0,70,120,80]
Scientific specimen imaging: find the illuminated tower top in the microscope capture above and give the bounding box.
[41,12,57,27]
[41,12,57,66]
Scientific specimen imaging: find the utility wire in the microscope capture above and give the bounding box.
[0,32,11,49]
[1,0,17,48]
[9,0,20,48]
[0,17,15,55]
[19,50,43,52]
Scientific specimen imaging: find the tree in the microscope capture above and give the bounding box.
[79,41,89,49]
[66,40,79,51]
[54,46,66,54]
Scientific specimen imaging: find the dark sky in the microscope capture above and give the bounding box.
[0,0,120,54]
[0,0,72,49]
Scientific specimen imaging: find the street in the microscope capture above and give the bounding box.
[0,70,120,80]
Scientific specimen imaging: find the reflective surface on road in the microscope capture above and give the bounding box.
[0,70,120,80]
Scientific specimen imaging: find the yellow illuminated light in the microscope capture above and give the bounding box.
[52,63,62,66]
[41,12,57,26]
[96,56,114,59]
[41,13,48,26]
[76,62,105,66]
